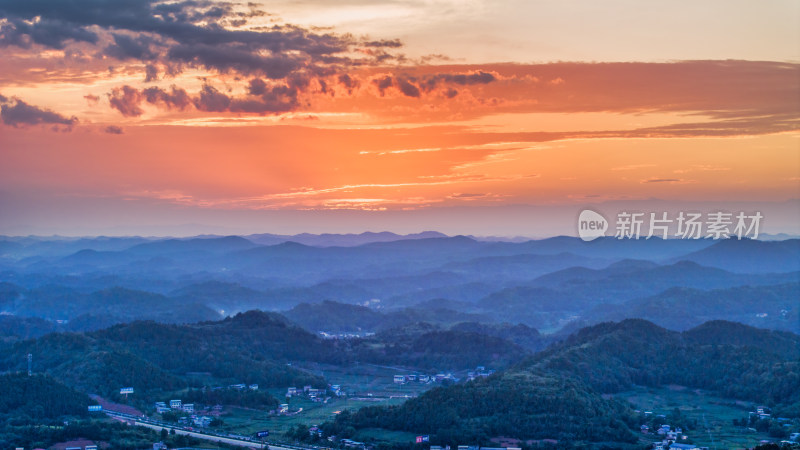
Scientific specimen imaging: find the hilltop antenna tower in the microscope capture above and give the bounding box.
[27,353,32,376]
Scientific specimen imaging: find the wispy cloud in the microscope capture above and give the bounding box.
[611,164,656,171]
[640,178,697,184]
[673,165,731,174]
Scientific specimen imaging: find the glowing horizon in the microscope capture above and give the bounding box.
[0,1,798,236]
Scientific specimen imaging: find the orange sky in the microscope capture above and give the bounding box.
[0,1,798,236]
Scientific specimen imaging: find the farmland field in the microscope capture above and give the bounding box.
[616,385,780,449]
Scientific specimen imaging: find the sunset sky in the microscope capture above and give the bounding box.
[1,0,798,236]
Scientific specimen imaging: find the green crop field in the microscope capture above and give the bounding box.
[216,396,412,440]
[353,428,419,443]
[291,361,447,397]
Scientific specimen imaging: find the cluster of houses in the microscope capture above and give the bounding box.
[393,373,453,384]
[155,399,193,414]
[664,445,703,450]
[466,366,496,381]
[154,399,223,428]
[319,331,375,339]
[340,438,367,448]
[751,405,772,420]
[49,444,98,450]
[153,382,258,417]
[286,384,338,402]
[749,406,799,439]
[642,424,699,450]
[299,428,366,449]
[394,366,494,385]
[429,446,519,450]
[229,383,260,391]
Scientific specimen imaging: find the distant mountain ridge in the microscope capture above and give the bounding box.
[674,238,800,273]
[2,234,799,337]
[245,230,449,247]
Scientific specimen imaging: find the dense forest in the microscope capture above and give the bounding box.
[535,319,800,408]
[0,373,92,420]
[325,372,639,446]
[346,324,530,370]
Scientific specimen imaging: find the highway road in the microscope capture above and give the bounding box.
[104,410,310,450]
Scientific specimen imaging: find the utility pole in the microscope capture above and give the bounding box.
[703,413,717,450]
[27,353,32,376]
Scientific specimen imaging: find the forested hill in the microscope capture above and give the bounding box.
[348,324,530,370]
[0,373,92,420]
[682,320,800,360]
[0,310,531,402]
[329,370,638,446]
[533,319,799,404]
[0,311,334,400]
[327,319,800,445]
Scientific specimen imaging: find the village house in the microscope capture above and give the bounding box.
[154,402,170,413]
[669,444,699,450]
[192,415,213,427]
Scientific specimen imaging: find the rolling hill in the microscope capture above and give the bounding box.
[327,320,800,445]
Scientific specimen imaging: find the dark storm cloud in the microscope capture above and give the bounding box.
[371,76,422,98]
[373,76,394,96]
[142,85,192,110]
[364,39,402,48]
[103,33,160,61]
[420,71,497,92]
[144,64,159,82]
[230,92,297,113]
[0,96,77,128]
[239,78,299,112]
[369,71,495,98]
[108,85,144,117]
[338,74,358,90]
[396,78,420,98]
[193,84,231,112]
[0,15,99,49]
[247,78,268,96]
[105,80,302,116]
[166,43,304,78]
[0,0,402,78]
[0,0,148,48]
[104,125,124,134]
